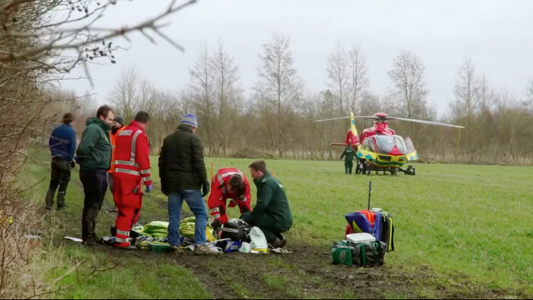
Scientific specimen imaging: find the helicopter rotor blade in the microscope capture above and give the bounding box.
[311,115,379,122]
[311,116,352,122]
[352,116,380,120]
[387,117,465,128]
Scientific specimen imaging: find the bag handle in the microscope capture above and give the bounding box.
[373,242,380,263]
[359,244,366,266]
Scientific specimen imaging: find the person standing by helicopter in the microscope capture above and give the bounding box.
[340,145,356,174]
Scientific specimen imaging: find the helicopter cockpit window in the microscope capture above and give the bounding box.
[374,135,395,154]
[363,137,375,152]
[393,135,408,154]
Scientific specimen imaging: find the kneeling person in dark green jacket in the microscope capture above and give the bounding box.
[240,160,293,248]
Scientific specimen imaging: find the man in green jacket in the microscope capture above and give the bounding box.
[240,160,293,249]
[75,105,114,246]
[340,145,356,174]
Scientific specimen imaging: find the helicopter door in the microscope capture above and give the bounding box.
[404,137,418,161]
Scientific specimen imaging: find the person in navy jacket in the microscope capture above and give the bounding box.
[45,112,77,210]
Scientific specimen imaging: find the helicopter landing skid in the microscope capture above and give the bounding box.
[357,159,404,176]
[399,165,416,176]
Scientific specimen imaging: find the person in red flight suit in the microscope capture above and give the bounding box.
[113,111,152,250]
[208,168,252,229]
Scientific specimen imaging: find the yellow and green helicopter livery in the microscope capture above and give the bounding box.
[313,112,464,175]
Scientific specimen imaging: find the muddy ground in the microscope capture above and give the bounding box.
[88,237,528,300]
[49,179,529,299]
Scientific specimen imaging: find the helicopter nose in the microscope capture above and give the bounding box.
[389,146,403,156]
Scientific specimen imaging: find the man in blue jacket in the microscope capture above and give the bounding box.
[45,112,77,211]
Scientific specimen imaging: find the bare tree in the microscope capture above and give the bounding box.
[387,50,430,138]
[188,42,217,155]
[452,59,481,120]
[347,44,370,114]
[387,50,429,119]
[524,78,533,112]
[326,42,349,113]
[0,0,197,82]
[253,33,304,157]
[107,66,140,121]
[211,39,243,156]
[450,59,481,155]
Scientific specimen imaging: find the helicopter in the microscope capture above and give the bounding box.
[312,112,465,175]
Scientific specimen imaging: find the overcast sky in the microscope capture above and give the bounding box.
[58,0,533,117]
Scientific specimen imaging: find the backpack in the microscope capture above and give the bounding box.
[345,210,394,252]
[331,240,387,267]
[220,219,251,242]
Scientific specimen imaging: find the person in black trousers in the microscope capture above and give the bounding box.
[75,105,115,246]
[45,112,77,211]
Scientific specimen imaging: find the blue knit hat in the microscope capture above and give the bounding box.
[180,113,198,128]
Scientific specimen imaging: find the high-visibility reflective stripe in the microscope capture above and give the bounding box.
[115,168,140,176]
[115,237,129,243]
[115,160,139,167]
[210,207,219,213]
[130,130,142,162]
[115,129,146,178]
[223,227,239,234]
[117,229,129,236]
[216,174,227,194]
[142,176,152,182]
[216,171,242,182]
[216,171,243,195]
[119,130,133,136]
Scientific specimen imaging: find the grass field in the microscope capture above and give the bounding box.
[21,149,533,299]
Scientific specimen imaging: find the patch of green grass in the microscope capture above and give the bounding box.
[22,148,533,298]
[198,157,533,296]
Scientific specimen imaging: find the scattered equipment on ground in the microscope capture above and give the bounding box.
[331,181,395,267]
[96,217,290,255]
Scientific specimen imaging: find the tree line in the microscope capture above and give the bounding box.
[67,33,533,165]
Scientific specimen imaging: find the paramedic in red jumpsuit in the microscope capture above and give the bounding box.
[113,111,152,250]
[208,168,252,229]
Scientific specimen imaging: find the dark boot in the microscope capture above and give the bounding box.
[82,237,99,247]
[56,182,68,210]
[45,185,57,210]
[270,237,287,248]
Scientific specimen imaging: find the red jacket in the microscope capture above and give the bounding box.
[113,121,152,186]
[210,168,251,204]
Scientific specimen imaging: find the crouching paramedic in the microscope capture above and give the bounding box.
[113,111,152,250]
[240,160,293,248]
[208,168,252,229]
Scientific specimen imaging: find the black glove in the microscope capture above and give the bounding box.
[211,219,222,230]
[202,180,210,197]
[70,161,75,168]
